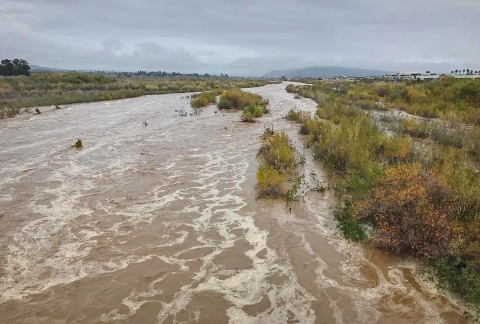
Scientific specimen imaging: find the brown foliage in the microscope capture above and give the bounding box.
[355,164,456,259]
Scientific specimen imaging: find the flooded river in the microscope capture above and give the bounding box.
[0,83,469,323]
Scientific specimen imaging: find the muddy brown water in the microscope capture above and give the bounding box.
[0,83,470,323]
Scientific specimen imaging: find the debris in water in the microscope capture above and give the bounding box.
[73,139,83,149]
[143,120,148,126]
[35,108,41,114]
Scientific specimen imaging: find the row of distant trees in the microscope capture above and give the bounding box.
[0,59,31,77]
[451,69,479,75]
[121,71,230,78]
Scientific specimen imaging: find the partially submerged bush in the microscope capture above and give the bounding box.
[241,105,265,122]
[257,130,298,198]
[256,164,286,198]
[191,91,217,108]
[355,164,455,259]
[334,201,366,241]
[218,88,268,110]
[286,84,297,93]
[73,139,83,148]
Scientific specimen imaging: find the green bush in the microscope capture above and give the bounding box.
[218,88,268,110]
[217,97,233,109]
[241,105,264,122]
[431,257,480,306]
[334,201,366,241]
[257,130,298,199]
[285,109,302,122]
[191,91,216,108]
[256,164,286,197]
[285,84,297,93]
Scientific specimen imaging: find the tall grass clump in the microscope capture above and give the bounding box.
[285,108,309,123]
[257,130,298,198]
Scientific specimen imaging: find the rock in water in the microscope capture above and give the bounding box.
[74,139,83,149]
[35,108,41,114]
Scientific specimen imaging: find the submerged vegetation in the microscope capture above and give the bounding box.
[290,78,480,307]
[217,88,269,110]
[190,87,270,122]
[256,129,298,198]
[190,91,219,108]
[241,105,268,122]
[214,88,270,122]
[0,73,269,119]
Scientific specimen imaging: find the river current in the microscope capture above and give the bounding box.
[0,83,468,323]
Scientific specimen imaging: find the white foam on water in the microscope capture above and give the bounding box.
[0,84,470,323]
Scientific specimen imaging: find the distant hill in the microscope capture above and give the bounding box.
[263,66,389,78]
[30,65,62,72]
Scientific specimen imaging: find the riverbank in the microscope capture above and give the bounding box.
[0,82,470,323]
[0,73,270,119]
[289,79,480,311]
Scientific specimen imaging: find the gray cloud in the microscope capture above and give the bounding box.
[1,0,479,75]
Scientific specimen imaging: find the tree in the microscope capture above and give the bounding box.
[0,59,14,76]
[451,71,454,74]
[0,58,30,76]
[467,69,470,75]
[463,69,466,74]
[455,69,459,74]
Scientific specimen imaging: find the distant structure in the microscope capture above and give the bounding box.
[385,71,439,80]
[385,71,480,80]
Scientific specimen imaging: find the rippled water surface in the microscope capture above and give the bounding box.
[0,83,469,323]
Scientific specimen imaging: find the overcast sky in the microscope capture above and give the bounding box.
[2,0,479,76]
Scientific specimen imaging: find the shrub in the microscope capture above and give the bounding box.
[355,164,455,259]
[256,164,286,197]
[286,109,310,123]
[356,99,377,110]
[399,118,430,138]
[431,257,480,306]
[257,130,298,198]
[334,201,366,241]
[191,91,216,108]
[218,88,267,110]
[258,131,297,172]
[217,97,233,109]
[286,84,297,93]
[241,105,264,122]
[383,136,411,161]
